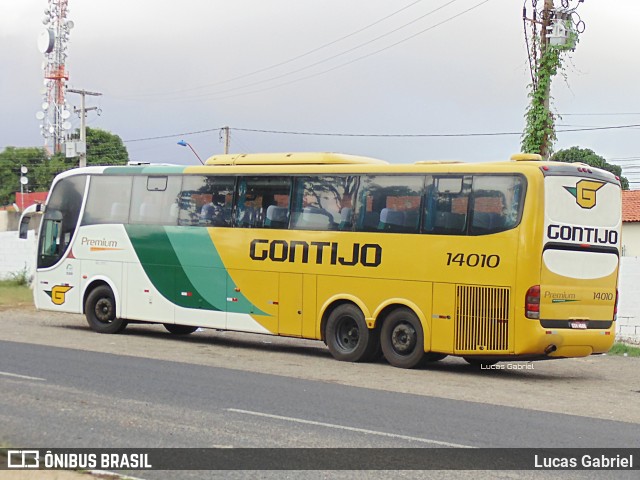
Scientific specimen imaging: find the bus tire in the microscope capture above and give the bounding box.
[325,304,379,362]
[84,285,128,334]
[164,324,198,335]
[380,307,425,369]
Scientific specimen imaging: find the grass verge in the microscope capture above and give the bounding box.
[0,280,33,308]
[608,342,640,357]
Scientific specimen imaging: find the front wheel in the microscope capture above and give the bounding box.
[325,304,379,362]
[164,324,198,335]
[380,308,425,369]
[85,285,128,334]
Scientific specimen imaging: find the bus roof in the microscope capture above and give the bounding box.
[205,152,388,166]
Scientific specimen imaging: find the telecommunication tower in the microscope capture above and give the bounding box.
[37,0,74,154]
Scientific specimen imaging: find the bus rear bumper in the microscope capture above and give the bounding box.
[534,326,615,358]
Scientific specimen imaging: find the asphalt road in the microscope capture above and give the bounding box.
[1,339,639,479]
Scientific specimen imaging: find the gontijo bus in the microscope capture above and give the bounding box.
[20,152,622,368]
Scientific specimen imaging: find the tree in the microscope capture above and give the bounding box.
[84,127,129,166]
[0,128,129,205]
[551,146,630,190]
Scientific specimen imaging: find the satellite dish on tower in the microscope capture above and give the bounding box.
[36,111,45,120]
[38,29,55,54]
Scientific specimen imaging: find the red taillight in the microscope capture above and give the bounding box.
[526,285,540,319]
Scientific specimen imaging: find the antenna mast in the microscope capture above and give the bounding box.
[37,0,74,155]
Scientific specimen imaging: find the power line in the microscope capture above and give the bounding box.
[124,0,485,104]
[121,122,640,144]
[122,0,429,99]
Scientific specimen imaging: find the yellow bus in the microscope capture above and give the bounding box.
[21,152,622,368]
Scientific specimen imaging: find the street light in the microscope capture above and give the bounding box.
[177,139,204,165]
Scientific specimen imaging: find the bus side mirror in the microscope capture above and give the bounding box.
[19,216,30,239]
[18,203,44,239]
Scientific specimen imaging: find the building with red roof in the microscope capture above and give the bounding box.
[622,190,640,256]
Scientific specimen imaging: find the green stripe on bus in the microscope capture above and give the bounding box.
[125,225,267,316]
[104,166,187,175]
[125,224,220,311]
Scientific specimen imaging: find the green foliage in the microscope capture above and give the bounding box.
[0,128,128,206]
[521,46,562,158]
[608,343,640,357]
[5,267,30,286]
[551,146,630,190]
[84,127,129,166]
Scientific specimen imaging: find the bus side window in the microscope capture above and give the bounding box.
[234,176,291,229]
[426,176,471,235]
[178,176,235,227]
[291,176,356,231]
[130,176,181,226]
[82,176,133,226]
[354,175,424,234]
[469,175,525,235]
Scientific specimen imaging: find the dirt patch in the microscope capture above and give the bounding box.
[2,307,639,424]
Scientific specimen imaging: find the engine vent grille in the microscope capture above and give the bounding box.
[455,285,510,352]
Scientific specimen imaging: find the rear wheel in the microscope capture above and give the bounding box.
[380,308,425,369]
[325,304,379,362]
[85,285,128,334]
[164,324,198,335]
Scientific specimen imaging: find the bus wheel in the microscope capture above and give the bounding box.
[164,324,198,335]
[463,357,498,368]
[325,304,379,362]
[381,308,425,369]
[85,285,128,334]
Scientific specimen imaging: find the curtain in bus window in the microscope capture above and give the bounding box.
[291,176,359,231]
[129,176,182,225]
[234,176,291,229]
[354,175,424,233]
[178,176,235,227]
[82,175,133,225]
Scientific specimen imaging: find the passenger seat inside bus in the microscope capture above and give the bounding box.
[471,212,505,234]
[434,212,466,234]
[378,208,405,232]
[264,205,289,229]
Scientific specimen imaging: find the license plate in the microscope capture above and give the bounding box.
[570,321,588,329]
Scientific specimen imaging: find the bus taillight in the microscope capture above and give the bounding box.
[525,285,540,319]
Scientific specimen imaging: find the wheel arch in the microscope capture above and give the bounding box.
[82,276,121,317]
[373,300,430,351]
[319,295,371,343]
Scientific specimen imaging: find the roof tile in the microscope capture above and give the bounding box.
[623,190,640,222]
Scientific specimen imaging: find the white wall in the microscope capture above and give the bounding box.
[622,223,640,257]
[618,257,640,344]
[0,230,37,281]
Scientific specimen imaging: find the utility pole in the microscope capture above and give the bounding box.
[539,0,554,160]
[521,0,584,159]
[222,126,230,154]
[67,88,102,167]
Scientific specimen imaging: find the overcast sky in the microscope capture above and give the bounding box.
[1,0,639,186]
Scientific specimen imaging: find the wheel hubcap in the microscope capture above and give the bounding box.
[391,322,416,354]
[95,298,114,323]
[336,317,359,352]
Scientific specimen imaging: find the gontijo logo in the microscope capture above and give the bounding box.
[44,284,73,305]
[564,180,605,209]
